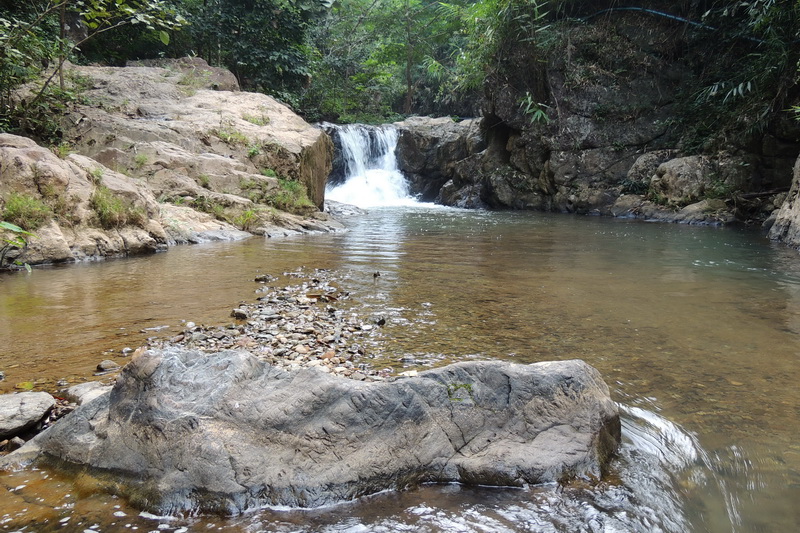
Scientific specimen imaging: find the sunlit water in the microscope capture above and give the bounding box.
[1,207,799,532]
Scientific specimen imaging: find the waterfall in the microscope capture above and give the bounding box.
[324,124,419,208]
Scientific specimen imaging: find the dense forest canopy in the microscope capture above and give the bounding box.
[1,0,798,137]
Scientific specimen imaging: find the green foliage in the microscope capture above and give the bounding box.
[133,153,149,169]
[211,124,248,146]
[191,195,228,222]
[242,112,270,126]
[89,167,104,184]
[704,178,735,200]
[175,68,210,96]
[446,382,474,402]
[233,208,259,231]
[620,177,649,196]
[0,221,35,271]
[184,0,328,94]
[519,91,550,124]
[300,0,478,121]
[52,142,72,158]
[265,178,315,214]
[90,186,145,228]
[0,0,185,141]
[1,192,52,230]
[678,0,800,151]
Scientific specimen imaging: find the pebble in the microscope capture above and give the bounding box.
[231,308,249,320]
[96,360,120,372]
[146,269,395,382]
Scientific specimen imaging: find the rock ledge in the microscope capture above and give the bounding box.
[3,349,620,515]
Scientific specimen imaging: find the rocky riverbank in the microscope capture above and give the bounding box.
[0,267,395,452]
[1,58,340,270]
[145,267,396,380]
[394,116,795,229]
[390,6,799,236]
[0,265,621,515]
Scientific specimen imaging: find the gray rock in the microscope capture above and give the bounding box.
[395,117,485,202]
[96,360,121,372]
[769,155,800,247]
[0,392,55,439]
[5,348,619,515]
[231,308,249,320]
[63,382,112,405]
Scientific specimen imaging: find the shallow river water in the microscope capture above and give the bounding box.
[1,207,799,532]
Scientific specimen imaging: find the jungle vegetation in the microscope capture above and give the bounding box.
[0,0,798,132]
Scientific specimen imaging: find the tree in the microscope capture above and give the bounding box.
[184,0,331,97]
[0,0,185,139]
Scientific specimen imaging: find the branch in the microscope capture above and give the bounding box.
[28,16,143,107]
[5,1,70,44]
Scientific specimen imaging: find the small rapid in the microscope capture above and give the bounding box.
[324,124,423,208]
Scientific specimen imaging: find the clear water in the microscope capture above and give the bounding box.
[1,207,799,532]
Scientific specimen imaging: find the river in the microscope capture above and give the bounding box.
[1,207,799,531]
[1,124,799,531]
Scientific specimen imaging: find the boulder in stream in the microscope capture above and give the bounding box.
[2,348,620,515]
[0,392,55,439]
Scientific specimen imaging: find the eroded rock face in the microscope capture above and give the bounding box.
[397,15,796,223]
[395,117,485,202]
[5,349,620,515]
[62,61,332,210]
[0,134,173,264]
[1,60,342,267]
[769,156,800,247]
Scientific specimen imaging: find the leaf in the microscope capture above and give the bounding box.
[0,221,24,232]
[159,30,169,45]
[15,381,34,390]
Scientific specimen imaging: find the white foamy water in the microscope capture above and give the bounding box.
[325,124,431,208]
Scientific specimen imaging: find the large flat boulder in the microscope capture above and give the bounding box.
[3,348,620,515]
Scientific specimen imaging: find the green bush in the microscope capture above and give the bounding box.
[1,192,52,230]
[90,186,145,228]
[265,179,315,214]
[233,209,259,231]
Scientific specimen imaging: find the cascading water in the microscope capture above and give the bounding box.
[324,124,421,208]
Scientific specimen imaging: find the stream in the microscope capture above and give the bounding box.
[0,125,799,532]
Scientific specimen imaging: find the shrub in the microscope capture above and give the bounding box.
[242,112,270,126]
[133,153,149,169]
[1,192,52,230]
[265,179,315,214]
[192,196,229,222]
[90,186,145,228]
[233,209,259,231]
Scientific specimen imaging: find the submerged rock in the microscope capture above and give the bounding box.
[3,349,620,515]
